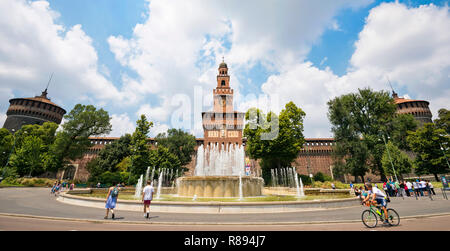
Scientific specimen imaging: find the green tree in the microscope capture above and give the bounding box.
[4,122,59,177]
[150,146,182,174]
[45,104,112,172]
[129,114,153,183]
[13,122,58,151]
[390,114,418,150]
[97,134,132,173]
[327,88,412,182]
[381,142,413,179]
[86,134,132,183]
[407,123,450,181]
[0,128,14,168]
[9,135,45,177]
[434,108,450,134]
[244,101,306,183]
[155,128,196,167]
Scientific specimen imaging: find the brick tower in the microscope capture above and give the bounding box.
[202,60,245,149]
[2,88,66,133]
[392,91,433,125]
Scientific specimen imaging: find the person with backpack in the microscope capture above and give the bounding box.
[104,182,119,219]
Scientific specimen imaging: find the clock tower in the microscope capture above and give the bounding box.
[202,60,244,149]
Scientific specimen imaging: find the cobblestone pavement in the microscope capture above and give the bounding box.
[0,187,449,230]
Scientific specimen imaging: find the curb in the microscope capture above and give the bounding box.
[1,212,450,226]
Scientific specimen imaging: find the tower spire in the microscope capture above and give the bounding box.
[40,73,53,99]
[387,76,398,99]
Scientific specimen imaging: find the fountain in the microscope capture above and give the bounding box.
[177,143,264,198]
[292,167,305,198]
[300,177,305,196]
[134,174,143,198]
[144,166,150,185]
[150,167,155,186]
[156,169,164,200]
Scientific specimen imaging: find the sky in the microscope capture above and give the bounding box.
[0,0,449,138]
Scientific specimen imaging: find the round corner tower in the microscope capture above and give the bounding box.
[392,91,433,125]
[2,88,66,132]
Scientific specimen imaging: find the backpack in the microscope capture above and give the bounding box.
[111,187,119,198]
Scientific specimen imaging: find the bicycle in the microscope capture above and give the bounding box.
[361,201,400,228]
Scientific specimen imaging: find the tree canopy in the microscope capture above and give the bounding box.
[327,88,416,182]
[244,101,306,183]
[45,104,112,173]
[407,123,450,181]
[155,128,196,167]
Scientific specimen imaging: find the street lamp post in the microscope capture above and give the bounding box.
[380,132,399,183]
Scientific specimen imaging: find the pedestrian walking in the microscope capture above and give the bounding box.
[142,181,154,218]
[383,182,388,197]
[54,181,61,196]
[406,180,412,196]
[50,181,57,195]
[395,180,401,197]
[386,180,392,197]
[428,181,436,195]
[399,181,406,197]
[417,179,424,196]
[105,183,119,219]
[413,180,419,197]
[420,179,427,196]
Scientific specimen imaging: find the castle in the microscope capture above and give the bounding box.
[2,68,434,182]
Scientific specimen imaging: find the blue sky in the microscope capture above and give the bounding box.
[0,0,449,138]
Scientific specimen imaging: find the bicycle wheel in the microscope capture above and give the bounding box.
[362,210,378,228]
[387,208,400,226]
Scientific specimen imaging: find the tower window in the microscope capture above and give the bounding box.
[221,80,226,86]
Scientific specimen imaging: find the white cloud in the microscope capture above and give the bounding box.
[105,0,373,137]
[349,2,450,119]
[0,0,124,108]
[110,113,135,137]
[255,2,450,137]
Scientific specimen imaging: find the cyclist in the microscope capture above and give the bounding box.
[362,183,389,224]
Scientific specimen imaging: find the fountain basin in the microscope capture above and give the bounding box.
[177,176,264,198]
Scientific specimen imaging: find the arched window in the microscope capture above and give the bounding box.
[221,80,226,86]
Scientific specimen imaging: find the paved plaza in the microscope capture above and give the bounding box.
[0,187,450,231]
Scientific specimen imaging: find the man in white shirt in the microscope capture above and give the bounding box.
[363,183,389,224]
[419,180,427,196]
[142,181,154,218]
[412,181,419,197]
[406,181,412,197]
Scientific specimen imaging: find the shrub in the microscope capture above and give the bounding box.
[298,174,312,186]
[0,177,55,187]
[313,172,332,182]
[0,177,22,186]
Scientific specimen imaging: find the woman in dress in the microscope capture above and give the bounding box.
[104,182,119,219]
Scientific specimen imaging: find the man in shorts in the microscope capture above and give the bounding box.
[363,183,389,224]
[142,180,154,218]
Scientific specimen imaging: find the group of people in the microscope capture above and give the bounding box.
[354,179,436,199]
[50,180,75,196]
[104,181,154,220]
[382,179,435,197]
